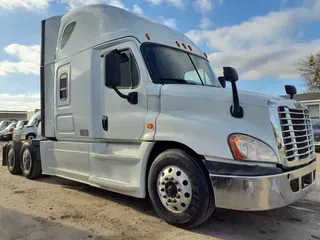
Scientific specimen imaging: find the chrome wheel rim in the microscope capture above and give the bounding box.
[8,148,14,169]
[157,165,192,213]
[22,149,32,174]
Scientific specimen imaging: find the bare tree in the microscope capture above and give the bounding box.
[297,52,320,92]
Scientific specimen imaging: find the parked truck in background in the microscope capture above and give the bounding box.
[2,4,317,228]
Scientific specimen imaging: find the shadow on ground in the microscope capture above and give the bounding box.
[0,207,107,240]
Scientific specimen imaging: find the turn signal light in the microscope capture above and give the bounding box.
[176,41,180,47]
[182,43,187,49]
[146,33,151,40]
[188,45,192,51]
[204,53,208,58]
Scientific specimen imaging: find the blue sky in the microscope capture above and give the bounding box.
[0,0,319,110]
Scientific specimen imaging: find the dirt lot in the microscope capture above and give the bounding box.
[0,141,320,240]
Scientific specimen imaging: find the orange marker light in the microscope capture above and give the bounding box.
[229,136,244,160]
[204,53,208,58]
[147,123,154,129]
[145,33,151,40]
[182,43,187,49]
[176,41,180,47]
[188,45,192,51]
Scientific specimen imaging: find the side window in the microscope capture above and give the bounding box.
[106,49,139,88]
[60,73,68,101]
[61,22,76,49]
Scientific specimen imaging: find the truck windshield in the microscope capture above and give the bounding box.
[0,121,6,128]
[27,113,40,126]
[142,44,220,87]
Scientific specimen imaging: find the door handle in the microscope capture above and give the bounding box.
[102,116,108,131]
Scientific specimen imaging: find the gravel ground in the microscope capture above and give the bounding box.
[0,141,320,240]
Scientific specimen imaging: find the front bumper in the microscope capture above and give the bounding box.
[210,160,317,211]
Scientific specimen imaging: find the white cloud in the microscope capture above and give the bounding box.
[146,0,163,6]
[193,0,213,13]
[0,44,40,76]
[132,4,143,15]
[146,0,186,9]
[186,2,320,80]
[61,0,127,10]
[0,94,40,111]
[167,0,185,9]
[199,17,212,29]
[159,17,177,29]
[0,0,50,10]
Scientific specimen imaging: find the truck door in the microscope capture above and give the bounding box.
[101,41,148,140]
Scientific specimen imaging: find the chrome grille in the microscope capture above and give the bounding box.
[278,106,314,162]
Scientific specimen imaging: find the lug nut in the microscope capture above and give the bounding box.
[161,188,165,192]
[172,199,177,203]
[165,177,169,181]
[170,177,174,181]
[168,199,172,203]
[177,189,181,192]
[163,195,167,198]
[175,181,178,185]
[176,195,180,199]
[161,182,165,185]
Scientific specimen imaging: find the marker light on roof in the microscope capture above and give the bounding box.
[145,33,151,40]
[176,41,180,47]
[188,45,192,51]
[204,53,208,58]
[182,43,187,49]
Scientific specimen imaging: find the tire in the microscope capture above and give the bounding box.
[148,149,215,229]
[26,134,36,141]
[6,141,22,175]
[20,141,42,179]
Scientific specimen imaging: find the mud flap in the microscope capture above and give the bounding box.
[2,144,7,166]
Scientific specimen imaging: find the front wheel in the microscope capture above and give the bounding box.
[148,149,215,229]
[26,134,36,141]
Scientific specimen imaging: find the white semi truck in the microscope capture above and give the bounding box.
[2,4,317,228]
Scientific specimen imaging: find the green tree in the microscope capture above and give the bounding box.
[297,52,320,92]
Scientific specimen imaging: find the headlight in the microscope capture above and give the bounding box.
[228,134,278,163]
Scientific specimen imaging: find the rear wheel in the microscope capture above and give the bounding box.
[20,141,42,179]
[6,141,22,175]
[148,149,215,229]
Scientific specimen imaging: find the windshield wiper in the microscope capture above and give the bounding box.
[156,78,198,85]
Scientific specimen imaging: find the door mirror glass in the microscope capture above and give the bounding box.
[105,51,122,88]
[223,67,239,82]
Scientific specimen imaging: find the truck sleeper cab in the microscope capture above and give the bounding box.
[2,4,317,228]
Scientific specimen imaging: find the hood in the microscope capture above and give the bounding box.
[160,85,276,107]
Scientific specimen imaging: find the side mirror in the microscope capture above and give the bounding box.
[103,50,138,105]
[223,66,243,118]
[218,76,226,88]
[285,85,297,99]
[223,67,239,82]
[105,51,122,88]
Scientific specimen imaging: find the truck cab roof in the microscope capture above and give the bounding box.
[55,4,204,61]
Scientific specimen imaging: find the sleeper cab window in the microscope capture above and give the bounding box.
[60,73,68,101]
[61,22,76,49]
[105,49,139,88]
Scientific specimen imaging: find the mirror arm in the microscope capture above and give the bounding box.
[112,86,138,105]
[112,86,128,99]
[230,81,244,118]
